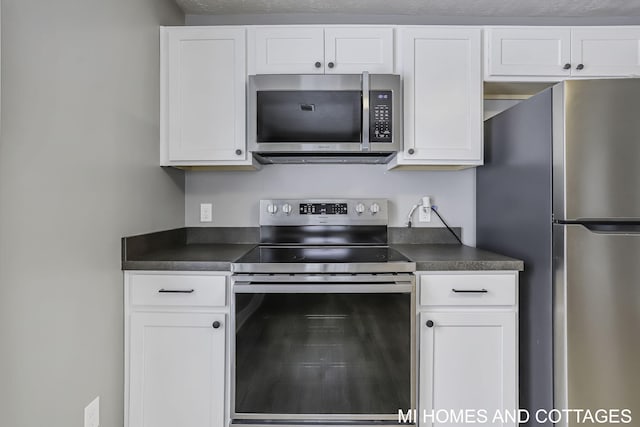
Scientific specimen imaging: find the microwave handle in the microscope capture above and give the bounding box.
[361,71,370,152]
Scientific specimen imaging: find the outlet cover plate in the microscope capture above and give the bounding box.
[200,203,213,222]
[419,206,431,222]
[84,396,99,427]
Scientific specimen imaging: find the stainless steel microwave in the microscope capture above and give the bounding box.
[247,73,402,164]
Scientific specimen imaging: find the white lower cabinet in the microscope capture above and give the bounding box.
[417,272,518,427]
[125,272,229,427]
[129,313,226,427]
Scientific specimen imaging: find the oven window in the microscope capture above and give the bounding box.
[256,91,362,143]
[234,293,411,415]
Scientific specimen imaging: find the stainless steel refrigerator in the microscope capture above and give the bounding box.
[477,79,640,427]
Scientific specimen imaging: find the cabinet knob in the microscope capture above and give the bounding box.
[576,64,584,70]
[563,63,571,70]
[426,320,434,328]
[408,148,415,155]
[314,61,322,68]
[235,149,242,156]
[212,321,222,329]
[328,62,335,69]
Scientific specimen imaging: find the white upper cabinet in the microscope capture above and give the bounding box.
[161,27,252,167]
[392,27,483,168]
[486,26,640,81]
[486,27,571,78]
[571,27,640,77]
[248,26,394,74]
[324,27,394,74]
[249,27,325,74]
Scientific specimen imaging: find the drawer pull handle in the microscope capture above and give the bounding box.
[158,289,195,294]
[452,288,488,294]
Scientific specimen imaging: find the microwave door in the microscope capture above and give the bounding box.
[256,90,363,149]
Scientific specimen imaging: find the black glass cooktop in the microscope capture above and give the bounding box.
[235,246,412,264]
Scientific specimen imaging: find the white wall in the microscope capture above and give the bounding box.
[484,99,523,120]
[186,165,477,245]
[0,1,185,427]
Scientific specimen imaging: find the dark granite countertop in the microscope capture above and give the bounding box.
[122,227,523,272]
[123,243,257,271]
[391,244,523,271]
[122,227,258,271]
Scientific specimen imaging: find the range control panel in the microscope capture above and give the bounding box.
[299,203,348,215]
[369,91,393,143]
[260,199,388,226]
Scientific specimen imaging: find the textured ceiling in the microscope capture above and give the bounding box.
[176,0,640,17]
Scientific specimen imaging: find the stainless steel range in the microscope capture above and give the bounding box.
[231,199,416,426]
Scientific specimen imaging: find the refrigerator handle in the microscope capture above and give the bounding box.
[582,223,640,234]
[557,219,640,234]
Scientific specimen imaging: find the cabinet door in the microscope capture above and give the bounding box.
[399,28,482,164]
[419,311,517,427]
[128,312,226,427]
[163,27,246,164]
[486,27,571,77]
[324,27,394,74]
[571,27,640,77]
[249,27,325,74]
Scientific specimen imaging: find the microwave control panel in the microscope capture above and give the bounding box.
[370,91,393,143]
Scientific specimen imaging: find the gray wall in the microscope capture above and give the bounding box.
[186,165,477,245]
[187,13,640,26]
[0,1,185,427]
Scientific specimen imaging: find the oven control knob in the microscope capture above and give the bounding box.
[267,204,278,215]
[369,203,380,215]
[282,203,292,215]
[355,203,365,215]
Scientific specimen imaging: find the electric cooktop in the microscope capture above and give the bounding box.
[235,245,412,264]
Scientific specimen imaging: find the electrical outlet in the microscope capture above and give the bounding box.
[84,396,99,427]
[419,206,431,222]
[200,203,213,223]
[419,196,431,223]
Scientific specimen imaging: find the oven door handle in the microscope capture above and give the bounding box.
[233,282,414,294]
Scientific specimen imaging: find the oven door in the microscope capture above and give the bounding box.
[231,274,415,425]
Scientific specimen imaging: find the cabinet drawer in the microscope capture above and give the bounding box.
[130,274,227,307]
[420,274,516,306]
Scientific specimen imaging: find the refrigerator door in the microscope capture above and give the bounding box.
[553,79,640,221]
[554,223,640,426]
